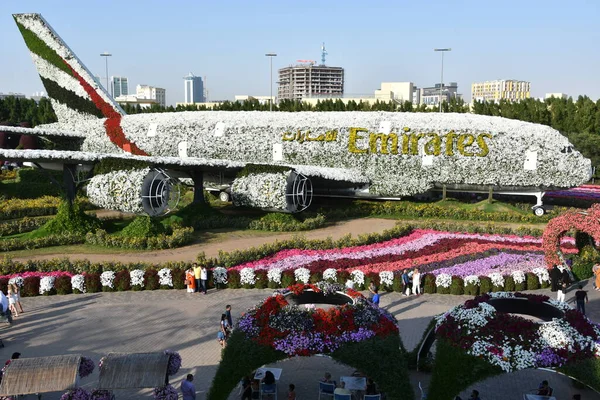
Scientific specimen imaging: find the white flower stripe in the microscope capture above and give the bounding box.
[31,53,90,99]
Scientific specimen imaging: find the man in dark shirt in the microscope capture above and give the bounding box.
[575,285,589,315]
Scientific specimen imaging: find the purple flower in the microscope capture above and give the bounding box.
[153,384,178,400]
[79,356,95,378]
[60,388,91,400]
[535,348,566,368]
[164,350,182,376]
[90,390,113,400]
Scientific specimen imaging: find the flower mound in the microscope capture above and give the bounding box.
[78,356,95,378]
[60,388,91,400]
[153,384,178,400]
[238,283,399,356]
[164,350,182,376]
[435,292,600,372]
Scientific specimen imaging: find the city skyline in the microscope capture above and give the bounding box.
[1,0,598,106]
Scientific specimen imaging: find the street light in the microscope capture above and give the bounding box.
[100,52,112,96]
[265,53,277,111]
[434,48,451,113]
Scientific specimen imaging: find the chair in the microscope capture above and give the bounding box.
[334,394,351,400]
[260,383,277,400]
[318,382,335,400]
[363,395,381,400]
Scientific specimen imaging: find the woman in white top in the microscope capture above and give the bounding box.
[412,268,421,296]
[7,287,18,317]
[11,283,24,314]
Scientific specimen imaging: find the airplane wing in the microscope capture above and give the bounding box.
[0,148,370,183]
[0,124,85,138]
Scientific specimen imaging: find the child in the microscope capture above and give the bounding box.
[287,384,296,400]
[6,287,17,317]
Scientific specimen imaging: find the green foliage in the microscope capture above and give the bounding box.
[207,330,286,400]
[0,216,52,236]
[526,273,540,290]
[93,159,150,175]
[54,275,72,295]
[558,358,600,394]
[39,201,101,236]
[479,276,492,294]
[464,281,479,296]
[504,275,516,292]
[113,270,131,291]
[575,232,594,252]
[144,269,160,290]
[0,195,62,220]
[572,245,600,280]
[85,227,194,250]
[515,279,526,292]
[236,164,291,178]
[0,233,85,252]
[254,270,267,289]
[428,339,502,400]
[248,213,327,231]
[392,274,403,292]
[423,274,436,294]
[171,268,186,290]
[1,169,63,199]
[281,271,294,287]
[121,216,165,238]
[450,276,464,295]
[22,276,40,297]
[84,273,101,293]
[227,270,240,289]
[15,20,74,76]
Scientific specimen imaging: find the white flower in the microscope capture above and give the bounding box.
[158,268,173,287]
[323,268,337,282]
[130,269,145,287]
[489,292,514,299]
[464,275,480,286]
[294,267,311,284]
[213,267,228,284]
[240,268,256,286]
[379,271,394,287]
[100,271,116,288]
[489,272,505,287]
[39,276,55,295]
[532,268,550,284]
[231,172,290,211]
[351,270,365,286]
[71,274,86,293]
[267,268,282,284]
[435,273,452,288]
[511,270,526,284]
[87,168,151,214]
[547,299,572,312]
[8,277,24,287]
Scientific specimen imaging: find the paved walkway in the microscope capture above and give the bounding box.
[1,282,599,400]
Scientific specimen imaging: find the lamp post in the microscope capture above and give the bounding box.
[100,52,112,96]
[433,48,451,113]
[265,53,277,111]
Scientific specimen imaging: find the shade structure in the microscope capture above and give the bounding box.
[98,352,170,389]
[0,354,81,395]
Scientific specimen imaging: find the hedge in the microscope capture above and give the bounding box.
[0,216,52,236]
[85,227,195,250]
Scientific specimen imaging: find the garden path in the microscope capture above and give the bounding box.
[12,218,398,263]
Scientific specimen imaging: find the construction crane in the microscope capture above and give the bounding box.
[321,42,327,65]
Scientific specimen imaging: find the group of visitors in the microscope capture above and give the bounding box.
[185,263,208,294]
[321,371,379,398]
[0,283,24,324]
[402,268,421,296]
[240,370,293,400]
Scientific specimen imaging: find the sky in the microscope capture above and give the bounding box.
[1,0,599,106]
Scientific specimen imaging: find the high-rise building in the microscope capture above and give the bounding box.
[471,80,530,103]
[137,84,166,107]
[110,76,128,98]
[183,73,205,103]
[413,82,460,107]
[278,63,344,101]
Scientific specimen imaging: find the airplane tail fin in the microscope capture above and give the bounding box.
[13,13,126,124]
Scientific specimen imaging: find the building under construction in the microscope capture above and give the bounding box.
[278,63,344,101]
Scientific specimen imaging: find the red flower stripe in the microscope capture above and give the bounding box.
[63,61,148,156]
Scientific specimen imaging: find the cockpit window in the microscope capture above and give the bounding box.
[561,146,574,153]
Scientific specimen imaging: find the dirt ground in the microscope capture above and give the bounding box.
[13,218,399,263]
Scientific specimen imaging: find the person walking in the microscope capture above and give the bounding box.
[181,374,196,400]
[402,270,411,296]
[11,283,23,314]
[6,287,17,317]
[225,305,233,329]
[218,313,230,348]
[575,285,589,315]
[200,265,208,295]
[556,279,567,302]
[412,268,421,296]
[372,288,380,307]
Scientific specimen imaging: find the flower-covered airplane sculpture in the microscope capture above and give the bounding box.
[0,14,592,215]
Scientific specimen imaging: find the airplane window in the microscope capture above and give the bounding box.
[560,146,567,153]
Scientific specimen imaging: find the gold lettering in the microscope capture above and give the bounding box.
[458,134,476,156]
[369,133,399,155]
[402,134,410,155]
[424,133,441,156]
[409,133,425,155]
[349,127,369,154]
[445,131,457,156]
[476,133,492,157]
[282,131,295,141]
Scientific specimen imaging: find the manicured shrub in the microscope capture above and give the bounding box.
[450,276,464,295]
[392,274,403,293]
[504,276,516,292]
[254,271,267,289]
[479,277,492,294]
[526,273,540,290]
[423,274,436,294]
[436,284,450,295]
[121,216,164,238]
[572,262,594,281]
[309,272,323,284]
[515,279,526,292]
[227,270,240,289]
[22,276,40,297]
[144,269,160,290]
[84,273,101,293]
[40,201,101,236]
[171,268,186,290]
[267,278,279,289]
[464,281,479,296]
[281,270,295,288]
[54,275,72,295]
[364,273,379,289]
[337,270,350,286]
[114,270,131,292]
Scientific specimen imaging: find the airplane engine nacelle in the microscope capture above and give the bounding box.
[86,168,178,216]
[231,170,313,213]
